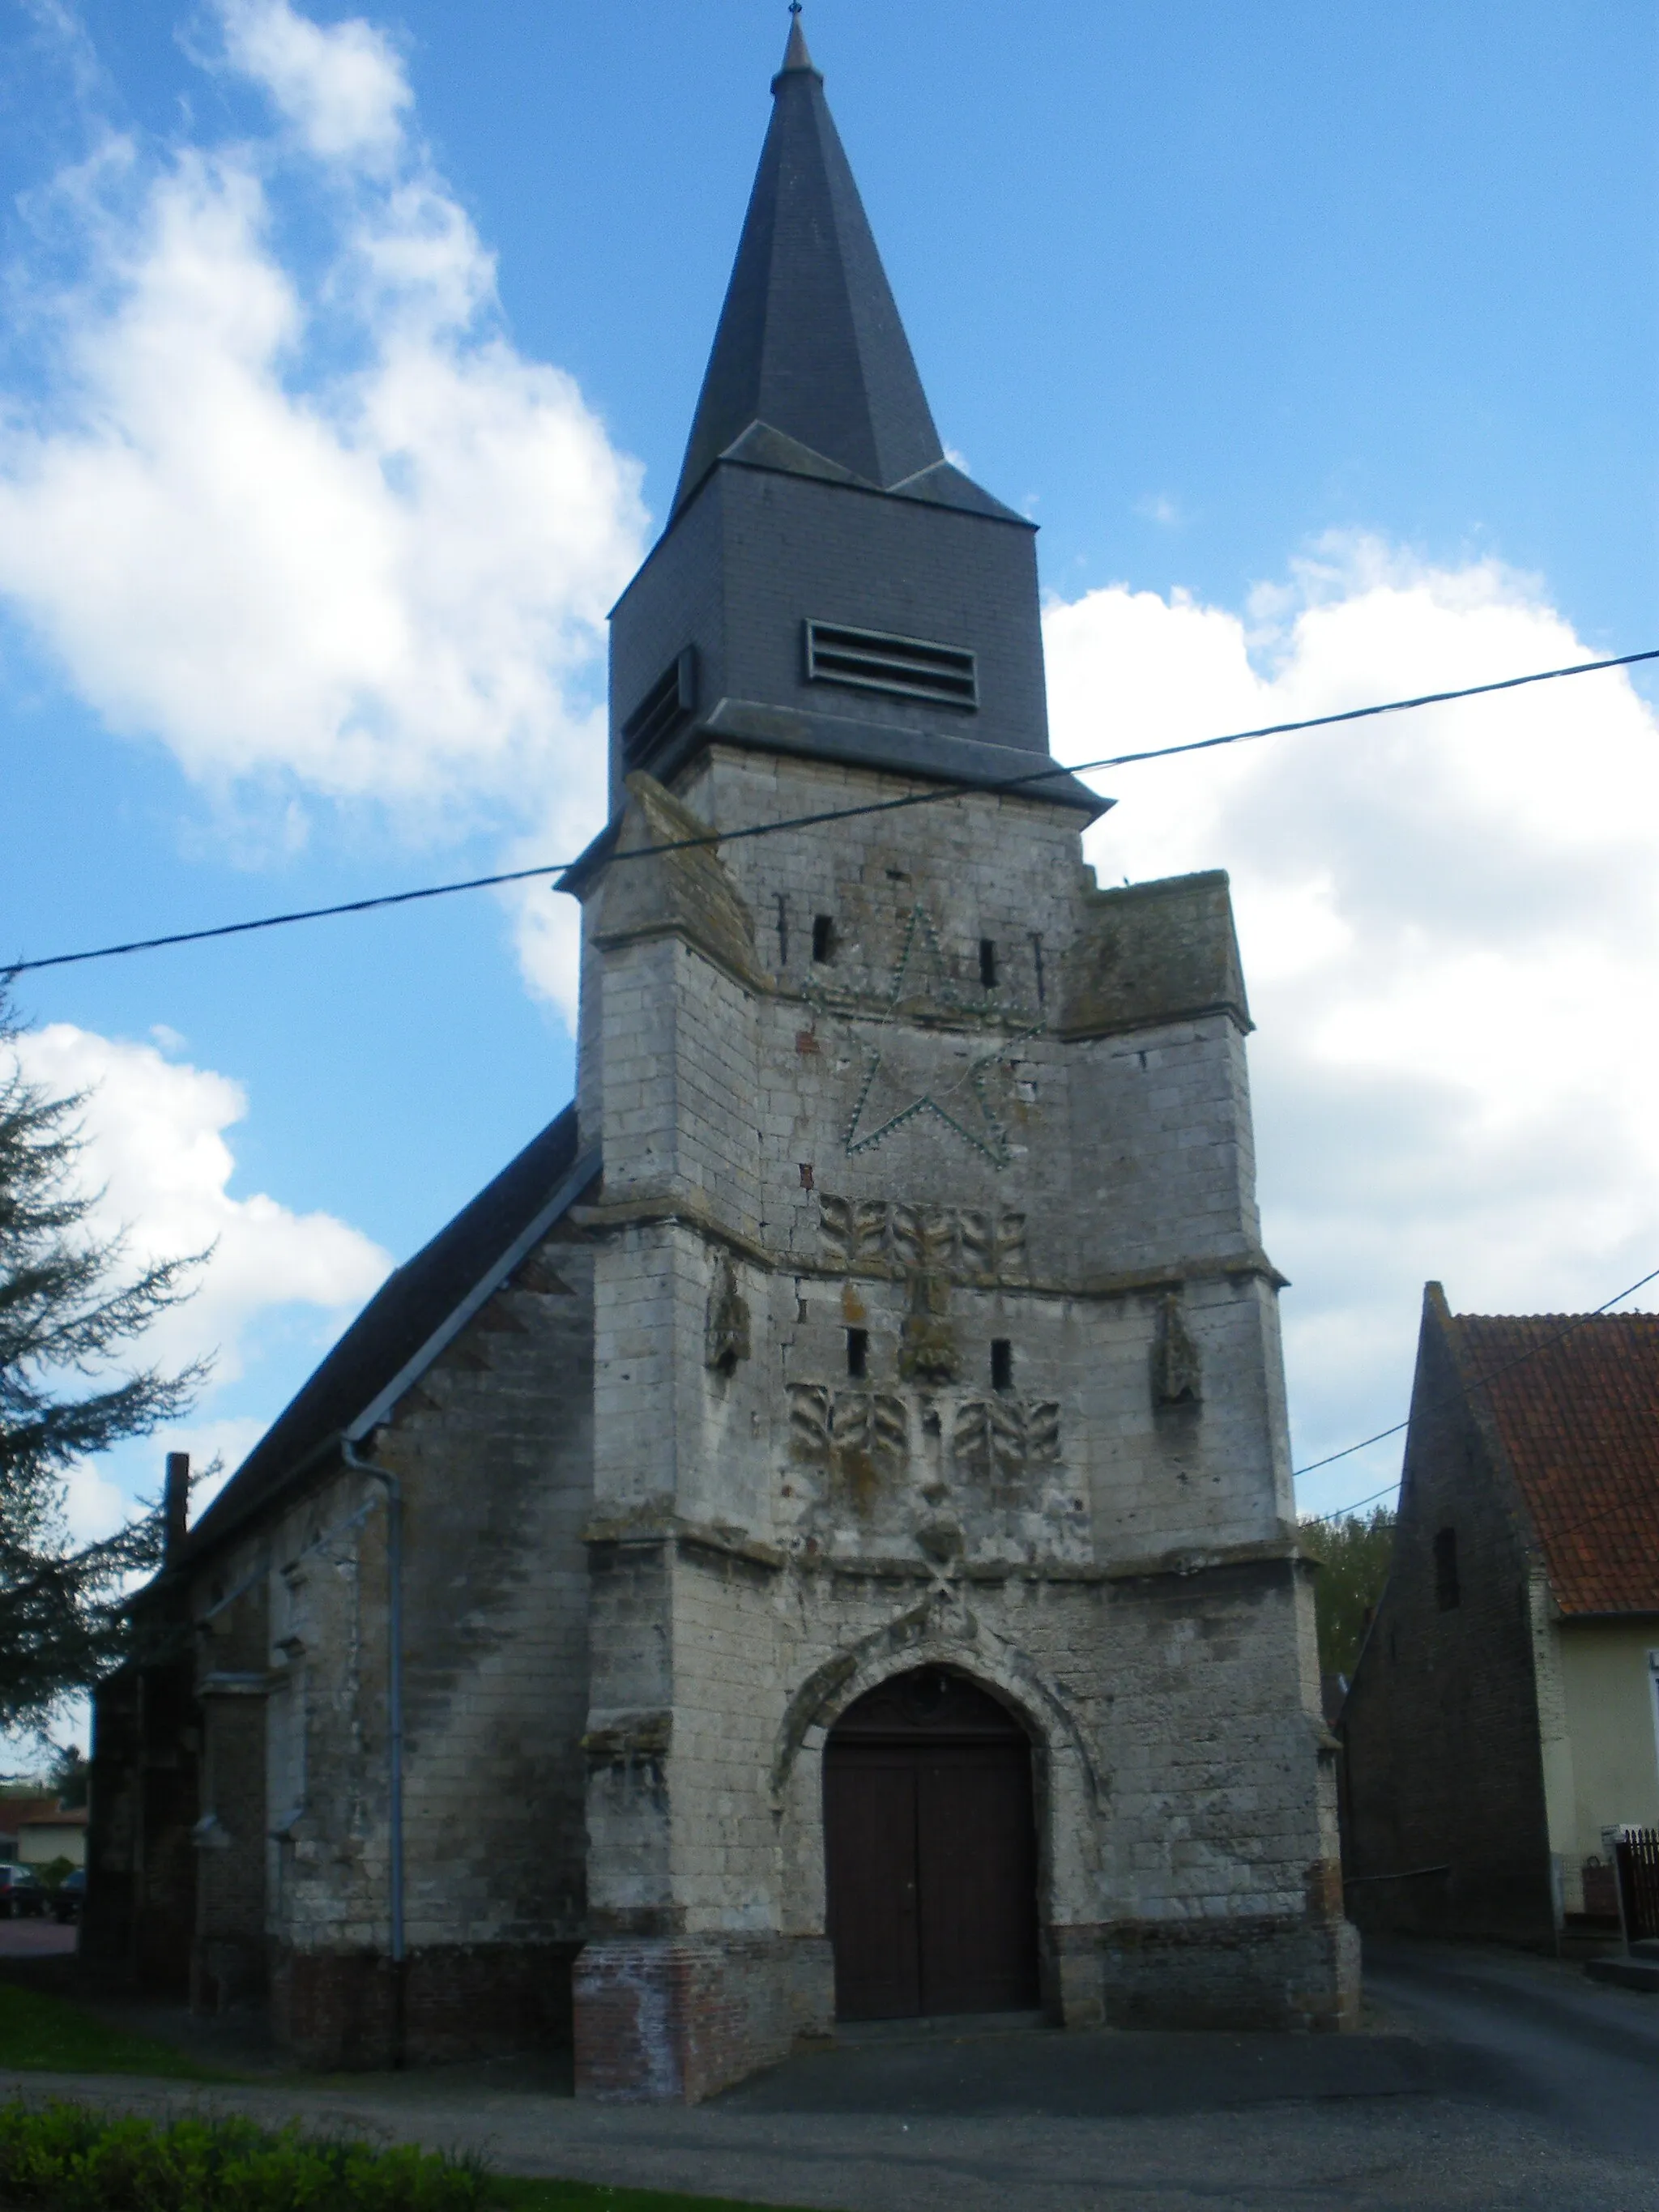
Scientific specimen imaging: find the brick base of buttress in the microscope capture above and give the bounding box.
[574,1935,836,2103]
[571,1917,1356,2101]
[270,1941,580,2069]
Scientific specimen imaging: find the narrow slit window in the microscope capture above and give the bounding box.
[847,1328,868,1380]
[812,914,835,964]
[1434,1527,1461,1612]
[991,1339,1013,1392]
[979,938,998,988]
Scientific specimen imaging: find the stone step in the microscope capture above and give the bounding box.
[1631,1937,1659,1962]
[1586,1955,1659,1993]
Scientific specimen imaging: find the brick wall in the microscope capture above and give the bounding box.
[272,1941,579,2070]
[1340,1285,1556,1942]
[574,1934,828,2103]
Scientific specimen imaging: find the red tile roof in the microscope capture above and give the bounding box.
[0,1796,77,1835]
[1450,1311,1659,1616]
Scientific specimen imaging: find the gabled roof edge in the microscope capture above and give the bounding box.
[345,1144,602,1443]
[1416,1281,1543,1559]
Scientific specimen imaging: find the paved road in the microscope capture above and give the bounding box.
[0,1921,76,1958]
[2,1938,1657,2210]
[1363,1937,1659,2163]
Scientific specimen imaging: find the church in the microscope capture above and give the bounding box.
[85,16,1358,2099]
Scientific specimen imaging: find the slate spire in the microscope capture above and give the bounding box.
[779,2,813,76]
[670,12,945,516]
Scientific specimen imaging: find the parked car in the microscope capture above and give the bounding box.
[0,1865,42,1918]
[52,1869,85,1924]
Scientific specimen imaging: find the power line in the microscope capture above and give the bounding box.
[5,644,1655,982]
[1297,1259,1659,1519]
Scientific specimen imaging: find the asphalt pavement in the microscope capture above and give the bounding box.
[1363,1936,1659,2163]
[2,1936,1657,2211]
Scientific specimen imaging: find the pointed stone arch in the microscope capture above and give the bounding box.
[771,1590,1108,2025]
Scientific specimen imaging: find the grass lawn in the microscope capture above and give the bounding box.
[0,1980,232,2080]
[0,2005,808,2208]
[496,2184,812,2212]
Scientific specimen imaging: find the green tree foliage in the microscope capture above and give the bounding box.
[49,1744,88,1808]
[0,989,206,1733]
[1299,1506,1398,1684]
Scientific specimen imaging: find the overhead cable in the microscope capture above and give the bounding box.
[5,645,1655,982]
[1297,1259,1659,1519]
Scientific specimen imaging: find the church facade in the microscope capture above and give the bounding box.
[86,19,1357,2099]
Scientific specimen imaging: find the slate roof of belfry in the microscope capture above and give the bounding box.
[1451,1311,1659,1616]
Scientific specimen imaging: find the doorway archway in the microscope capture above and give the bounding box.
[822,1667,1041,2020]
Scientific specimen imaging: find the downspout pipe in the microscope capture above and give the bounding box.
[339,1435,404,2061]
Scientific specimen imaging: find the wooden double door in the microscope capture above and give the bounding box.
[823,1669,1041,2021]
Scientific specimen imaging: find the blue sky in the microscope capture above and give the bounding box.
[1,0,1656,1562]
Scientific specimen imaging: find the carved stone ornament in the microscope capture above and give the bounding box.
[781,1376,1084,1566]
[704,1253,752,1376]
[1152,1289,1202,1407]
[898,1270,959,1385]
[951,1394,1062,1482]
[787,1383,910,1516]
[818,1193,1028,1285]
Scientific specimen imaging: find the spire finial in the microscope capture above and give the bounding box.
[779,2,816,77]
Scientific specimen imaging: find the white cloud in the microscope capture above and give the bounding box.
[11,1024,390,1400]
[216,0,409,167]
[0,2,644,1008]
[1044,536,1659,1513]
[59,1458,130,1549]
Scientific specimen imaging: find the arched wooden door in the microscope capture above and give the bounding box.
[822,1668,1041,2020]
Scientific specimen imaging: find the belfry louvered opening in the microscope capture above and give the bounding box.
[621,646,698,767]
[804,620,978,710]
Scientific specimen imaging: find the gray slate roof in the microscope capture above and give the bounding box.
[184,1104,591,1562]
[672,17,944,516]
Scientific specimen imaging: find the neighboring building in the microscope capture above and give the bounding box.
[1341,1285,1659,1944]
[18,1807,88,1869]
[86,18,1355,2095]
[0,1796,87,1869]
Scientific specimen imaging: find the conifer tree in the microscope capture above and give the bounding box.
[0,989,206,1731]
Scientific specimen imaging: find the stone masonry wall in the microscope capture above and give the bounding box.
[183,1225,598,2068]
[575,747,1353,2094]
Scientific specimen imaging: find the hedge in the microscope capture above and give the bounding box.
[0,2102,485,2212]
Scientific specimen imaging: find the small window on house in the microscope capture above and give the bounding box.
[847,1328,868,1380]
[979,938,998,989]
[1435,1527,1461,1612]
[991,1338,1013,1392]
[812,914,836,964]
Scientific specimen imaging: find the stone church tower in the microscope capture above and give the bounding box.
[87,15,1356,2101]
[566,14,1357,2092]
